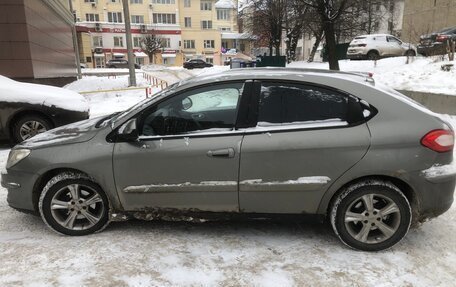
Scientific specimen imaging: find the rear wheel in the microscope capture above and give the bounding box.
[405,50,416,57]
[12,114,53,143]
[331,181,412,251]
[367,50,379,60]
[39,173,110,236]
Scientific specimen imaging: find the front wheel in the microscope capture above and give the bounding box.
[330,181,411,251]
[12,114,53,143]
[39,173,110,236]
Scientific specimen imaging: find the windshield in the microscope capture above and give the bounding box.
[109,82,181,128]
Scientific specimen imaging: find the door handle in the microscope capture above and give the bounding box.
[207,148,235,158]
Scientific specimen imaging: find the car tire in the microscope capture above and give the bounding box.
[367,51,379,60]
[330,180,411,251]
[39,172,110,236]
[405,50,416,57]
[12,114,53,143]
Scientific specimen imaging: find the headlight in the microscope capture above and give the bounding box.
[6,149,31,169]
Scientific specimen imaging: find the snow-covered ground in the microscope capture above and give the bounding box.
[288,57,456,96]
[0,65,455,286]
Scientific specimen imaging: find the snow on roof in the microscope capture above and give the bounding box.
[215,0,236,9]
[0,75,89,113]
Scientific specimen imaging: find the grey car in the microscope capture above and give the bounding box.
[2,68,455,251]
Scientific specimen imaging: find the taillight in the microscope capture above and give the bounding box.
[421,129,454,152]
[436,35,449,42]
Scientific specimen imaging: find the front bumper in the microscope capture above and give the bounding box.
[1,169,40,213]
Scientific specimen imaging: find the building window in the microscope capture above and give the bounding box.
[93,36,103,47]
[85,13,99,22]
[131,15,144,23]
[114,36,123,47]
[203,40,215,48]
[130,0,142,3]
[86,56,92,63]
[152,13,177,24]
[184,0,191,7]
[217,9,230,20]
[133,37,142,47]
[206,57,213,64]
[183,40,195,49]
[200,1,212,10]
[201,20,212,29]
[184,17,191,27]
[161,38,171,48]
[152,0,175,3]
[220,27,231,31]
[108,12,122,23]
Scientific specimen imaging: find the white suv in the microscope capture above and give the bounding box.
[347,34,416,60]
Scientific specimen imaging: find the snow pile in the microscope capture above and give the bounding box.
[65,74,159,118]
[288,57,456,96]
[0,75,89,112]
[215,0,236,9]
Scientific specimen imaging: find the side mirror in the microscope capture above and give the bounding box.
[116,118,138,141]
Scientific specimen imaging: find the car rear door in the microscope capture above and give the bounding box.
[112,81,251,212]
[239,81,371,214]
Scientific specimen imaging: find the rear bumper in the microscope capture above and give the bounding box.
[417,43,446,56]
[346,53,367,60]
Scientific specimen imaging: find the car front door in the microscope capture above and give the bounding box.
[239,81,371,214]
[386,36,404,56]
[112,81,248,212]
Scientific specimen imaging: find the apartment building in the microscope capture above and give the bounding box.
[0,0,77,84]
[72,0,247,67]
[402,0,456,43]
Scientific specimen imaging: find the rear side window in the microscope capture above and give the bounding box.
[257,82,351,126]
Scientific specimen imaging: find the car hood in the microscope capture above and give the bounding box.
[18,117,101,149]
[0,75,89,113]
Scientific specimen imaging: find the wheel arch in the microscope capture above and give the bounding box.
[32,168,94,213]
[320,175,419,220]
[7,109,55,139]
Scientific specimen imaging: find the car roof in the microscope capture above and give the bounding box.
[174,67,373,90]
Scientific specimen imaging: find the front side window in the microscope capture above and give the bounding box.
[257,82,350,126]
[139,82,244,136]
[387,36,401,44]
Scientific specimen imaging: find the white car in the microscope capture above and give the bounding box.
[347,34,416,60]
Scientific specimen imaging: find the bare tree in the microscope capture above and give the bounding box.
[302,0,351,70]
[141,32,162,64]
[245,0,286,56]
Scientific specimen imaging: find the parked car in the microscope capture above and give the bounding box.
[347,34,416,60]
[2,68,454,251]
[418,26,456,56]
[106,59,140,69]
[183,59,213,69]
[0,75,89,143]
